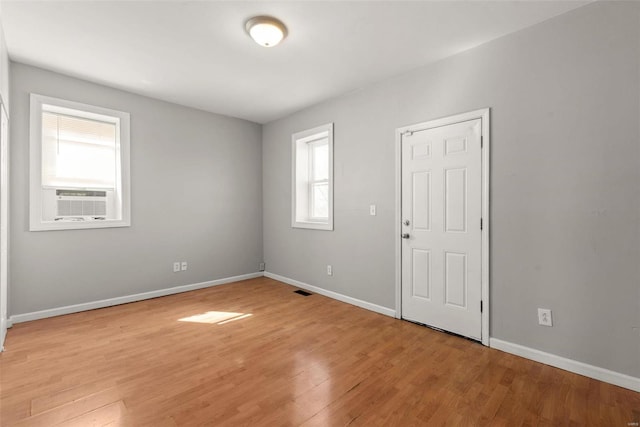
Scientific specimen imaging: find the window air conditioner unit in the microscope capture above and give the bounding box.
[55,189,107,221]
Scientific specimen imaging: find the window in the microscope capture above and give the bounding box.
[29,94,130,231]
[292,123,333,230]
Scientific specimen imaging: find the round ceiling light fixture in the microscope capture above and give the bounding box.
[245,16,288,47]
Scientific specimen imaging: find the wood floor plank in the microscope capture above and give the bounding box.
[12,388,121,427]
[1,277,638,426]
[56,400,127,427]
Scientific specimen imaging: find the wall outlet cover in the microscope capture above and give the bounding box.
[538,308,553,327]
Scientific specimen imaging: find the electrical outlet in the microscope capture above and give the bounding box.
[369,204,377,216]
[181,261,188,271]
[259,262,265,271]
[173,262,181,273]
[327,265,333,276]
[538,308,553,326]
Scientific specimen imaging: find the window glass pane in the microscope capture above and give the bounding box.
[56,141,116,187]
[41,111,117,189]
[311,140,328,181]
[311,182,329,219]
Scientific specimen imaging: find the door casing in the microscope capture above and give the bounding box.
[395,108,490,346]
[0,101,8,350]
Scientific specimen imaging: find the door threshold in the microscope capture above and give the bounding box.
[402,318,481,344]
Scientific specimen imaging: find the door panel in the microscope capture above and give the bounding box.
[444,167,467,232]
[411,249,431,299]
[401,119,482,340]
[445,251,466,308]
[412,171,431,230]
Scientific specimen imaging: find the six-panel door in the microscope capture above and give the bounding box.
[401,119,482,340]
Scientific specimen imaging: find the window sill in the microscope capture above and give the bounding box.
[30,219,131,232]
[292,220,333,231]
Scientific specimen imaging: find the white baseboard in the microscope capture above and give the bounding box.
[490,338,640,392]
[8,272,263,325]
[264,271,396,318]
[8,271,637,393]
[0,317,6,351]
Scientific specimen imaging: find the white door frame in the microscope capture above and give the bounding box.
[395,108,490,346]
[0,100,8,350]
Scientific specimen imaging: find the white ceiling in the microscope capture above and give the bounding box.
[1,1,587,124]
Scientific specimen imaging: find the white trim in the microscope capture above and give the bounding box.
[395,108,491,345]
[29,93,131,231]
[481,111,490,346]
[291,220,332,231]
[8,272,263,324]
[291,123,334,231]
[6,268,637,392]
[264,271,396,317]
[0,318,6,352]
[490,338,640,393]
[0,103,7,352]
[29,218,131,232]
[394,128,402,320]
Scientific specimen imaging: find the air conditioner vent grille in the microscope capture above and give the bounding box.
[57,199,106,217]
[55,189,108,218]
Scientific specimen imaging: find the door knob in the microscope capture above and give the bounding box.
[401,233,410,239]
[403,219,410,226]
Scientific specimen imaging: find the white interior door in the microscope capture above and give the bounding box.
[401,118,483,340]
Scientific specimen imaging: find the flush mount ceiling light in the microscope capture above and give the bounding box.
[245,16,287,47]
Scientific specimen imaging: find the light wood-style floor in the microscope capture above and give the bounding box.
[1,277,638,426]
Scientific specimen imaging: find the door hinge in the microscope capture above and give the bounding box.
[480,218,483,230]
[480,300,483,313]
[481,136,483,148]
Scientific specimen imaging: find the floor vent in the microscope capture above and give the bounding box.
[294,290,312,296]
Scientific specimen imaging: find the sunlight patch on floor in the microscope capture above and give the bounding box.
[178,311,253,325]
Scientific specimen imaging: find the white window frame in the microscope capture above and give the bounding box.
[291,123,333,230]
[29,93,131,231]
[307,139,330,222]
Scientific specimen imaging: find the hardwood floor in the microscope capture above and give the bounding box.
[1,277,638,426]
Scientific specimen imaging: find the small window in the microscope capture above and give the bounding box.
[292,123,333,230]
[29,94,131,231]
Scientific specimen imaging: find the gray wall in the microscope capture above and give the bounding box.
[263,1,640,377]
[10,63,263,315]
